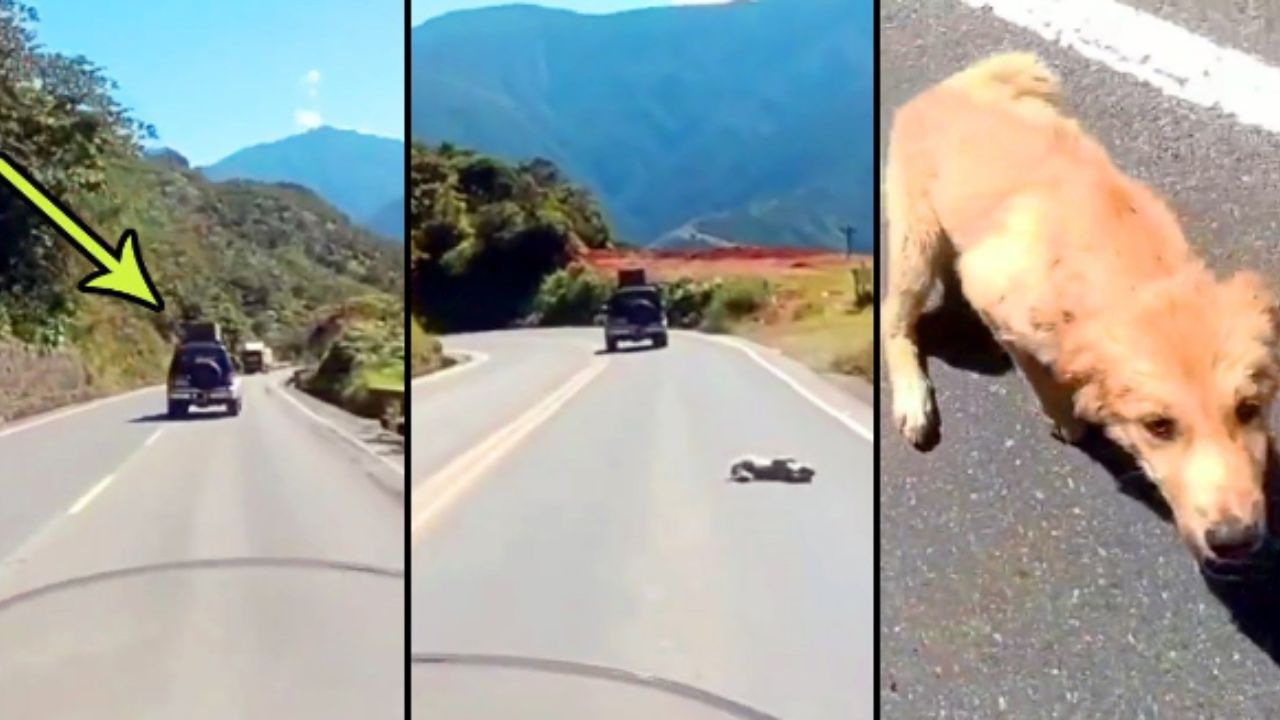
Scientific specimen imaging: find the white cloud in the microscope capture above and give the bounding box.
[294,109,323,130]
[302,69,321,98]
[295,71,324,129]
[671,0,735,4]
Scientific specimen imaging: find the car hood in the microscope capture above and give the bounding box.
[413,653,780,719]
[0,557,403,718]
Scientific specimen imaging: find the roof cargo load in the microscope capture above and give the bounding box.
[618,268,647,287]
[181,321,221,344]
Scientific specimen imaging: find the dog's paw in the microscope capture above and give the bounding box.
[894,380,938,449]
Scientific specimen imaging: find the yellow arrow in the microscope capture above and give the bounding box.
[0,151,163,312]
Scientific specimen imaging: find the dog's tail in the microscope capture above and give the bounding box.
[942,51,1060,105]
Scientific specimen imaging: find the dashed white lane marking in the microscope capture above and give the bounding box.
[960,0,1280,134]
[67,428,163,515]
[0,427,167,579]
[692,333,874,442]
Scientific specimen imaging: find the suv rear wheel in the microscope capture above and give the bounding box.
[168,400,188,418]
[227,399,242,417]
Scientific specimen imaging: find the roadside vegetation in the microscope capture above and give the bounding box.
[410,139,874,381]
[0,2,401,421]
[411,142,613,332]
[297,295,404,432]
[411,319,452,378]
[536,262,874,379]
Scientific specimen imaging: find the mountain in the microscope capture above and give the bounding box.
[366,195,405,241]
[0,148,401,406]
[202,127,405,241]
[0,5,401,419]
[111,155,401,347]
[410,0,873,251]
[143,146,191,170]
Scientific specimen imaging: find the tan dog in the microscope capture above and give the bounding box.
[882,52,1279,567]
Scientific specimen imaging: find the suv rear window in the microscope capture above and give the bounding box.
[609,288,661,311]
[608,289,663,324]
[169,346,233,377]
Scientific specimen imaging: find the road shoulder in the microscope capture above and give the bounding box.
[269,371,405,497]
[687,332,874,441]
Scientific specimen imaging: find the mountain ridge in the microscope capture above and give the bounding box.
[411,0,872,250]
[202,126,405,242]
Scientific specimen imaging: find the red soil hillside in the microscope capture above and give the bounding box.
[582,247,871,281]
[580,246,875,379]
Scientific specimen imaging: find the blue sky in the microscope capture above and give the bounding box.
[29,1,405,166]
[413,0,730,25]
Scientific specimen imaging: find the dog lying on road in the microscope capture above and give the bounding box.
[729,456,815,484]
[882,52,1279,570]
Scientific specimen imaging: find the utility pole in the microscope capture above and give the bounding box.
[840,224,856,257]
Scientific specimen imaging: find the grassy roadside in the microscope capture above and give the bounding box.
[571,257,875,382]
[731,265,875,381]
[297,295,405,434]
[411,319,455,378]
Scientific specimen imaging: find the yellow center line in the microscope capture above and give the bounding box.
[67,474,115,515]
[411,358,610,546]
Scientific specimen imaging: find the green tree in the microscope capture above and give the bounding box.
[410,142,615,331]
[0,0,153,344]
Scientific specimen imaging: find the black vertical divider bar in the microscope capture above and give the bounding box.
[871,0,883,716]
[402,0,413,714]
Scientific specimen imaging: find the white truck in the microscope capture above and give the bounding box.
[240,341,273,374]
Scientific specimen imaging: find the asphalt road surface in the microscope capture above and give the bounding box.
[412,328,875,720]
[0,371,404,719]
[880,1,1280,717]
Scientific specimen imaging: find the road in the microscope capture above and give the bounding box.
[412,328,875,720]
[0,371,404,719]
[880,1,1280,717]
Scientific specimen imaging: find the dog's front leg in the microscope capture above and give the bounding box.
[1009,348,1086,444]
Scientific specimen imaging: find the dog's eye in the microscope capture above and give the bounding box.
[1236,400,1262,424]
[1143,416,1178,441]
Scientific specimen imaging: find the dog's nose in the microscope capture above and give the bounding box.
[1204,518,1265,561]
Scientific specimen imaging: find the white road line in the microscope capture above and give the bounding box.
[272,380,405,476]
[65,427,163,515]
[412,350,490,387]
[960,0,1280,134]
[0,384,159,440]
[693,333,874,442]
[0,427,164,581]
